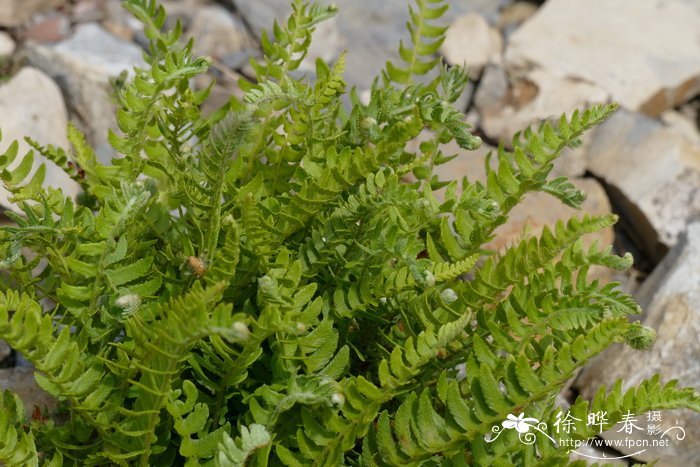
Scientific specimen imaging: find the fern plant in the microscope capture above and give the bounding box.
[0,0,698,465]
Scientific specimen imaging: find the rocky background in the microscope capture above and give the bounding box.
[0,0,699,465]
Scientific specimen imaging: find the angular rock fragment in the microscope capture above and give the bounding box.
[586,109,700,262]
[440,13,502,78]
[506,0,700,115]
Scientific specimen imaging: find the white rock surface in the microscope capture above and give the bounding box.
[575,222,700,466]
[0,0,65,27]
[0,68,80,211]
[477,68,609,143]
[506,0,700,116]
[26,23,145,161]
[188,4,254,60]
[586,109,700,262]
[0,32,15,58]
[660,110,700,147]
[440,13,502,78]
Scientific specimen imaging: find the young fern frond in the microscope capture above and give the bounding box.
[384,0,449,86]
[250,0,337,81]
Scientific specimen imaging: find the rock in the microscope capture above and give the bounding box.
[0,366,57,412]
[506,0,700,116]
[231,0,511,89]
[440,13,502,78]
[187,5,254,61]
[0,67,80,212]
[72,0,105,24]
[497,1,538,36]
[0,0,66,27]
[0,32,15,58]
[586,109,700,263]
[25,23,146,161]
[0,340,11,365]
[102,0,143,42]
[574,222,700,466]
[660,110,700,147]
[220,48,258,71]
[21,13,71,43]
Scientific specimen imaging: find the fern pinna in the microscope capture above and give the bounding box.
[0,0,697,465]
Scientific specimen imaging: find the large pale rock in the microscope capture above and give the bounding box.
[575,222,700,466]
[586,109,700,263]
[231,0,511,89]
[440,13,502,78]
[188,5,254,61]
[506,0,700,116]
[0,0,65,27]
[25,23,145,161]
[0,68,80,211]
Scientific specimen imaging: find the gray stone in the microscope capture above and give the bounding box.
[188,4,255,61]
[660,110,700,147]
[0,32,15,58]
[0,366,57,412]
[25,23,146,161]
[506,0,700,116]
[575,222,700,466]
[586,109,700,262]
[0,0,66,27]
[231,0,511,89]
[102,0,143,41]
[440,13,502,78]
[0,67,80,212]
[497,1,538,37]
[0,340,11,364]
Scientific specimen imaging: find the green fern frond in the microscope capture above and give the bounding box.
[0,391,38,467]
[384,0,449,86]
